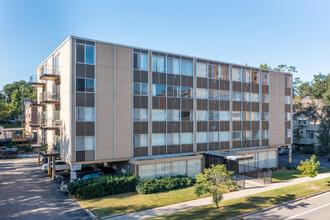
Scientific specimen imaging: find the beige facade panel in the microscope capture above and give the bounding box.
[269,71,277,146]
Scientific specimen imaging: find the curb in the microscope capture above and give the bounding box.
[86,209,97,219]
[227,189,330,220]
[101,212,126,219]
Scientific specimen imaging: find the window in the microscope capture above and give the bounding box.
[76,78,85,92]
[181,132,193,144]
[181,110,193,121]
[285,75,291,88]
[251,70,259,84]
[297,119,308,126]
[76,107,95,122]
[262,130,269,139]
[76,78,94,92]
[208,131,219,142]
[285,129,291,138]
[167,133,180,145]
[167,58,180,74]
[251,112,259,121]
[232,91,241,101]
[152,84,166,96]
[219,131,229,142]
[167,110,180,121]
[152,55,166,73]
[262,112,269,121]
[76,44,94,64]
[209,110,220,121]
[167,85,179,97]
[232,68,241,82]
[242,111,251,121]
[86,79,94,92]
[76,136,95,151]
[133,109,148,121]
[220,111,229,121]
[252,130,259,139]
[134,83,148,96]
[134,134,148,147]
[152,133,166,146]
[197,132,207,143]
[86,45,95,64]
[243,92,250,102]
[242,69,251,83]
[242,131,252,140]
[285,96,290,104]
[152,109,166,121]
[181,87,193,98]
[196,88,208,99]
[250,93,259,102]
[209,89,220,100]
[232,111,241,121]
[209,64,219,79]
[220,66,229,80]
[181,60,193,76]
[220,90,229,100]
[262,94,269,103]
[307,131,314,139]
[261,72,268,85]
[197,110,208,121]
[233,131,242,140]
[134,52,148,71]
[285,112,291,121]
[197,62,207,78]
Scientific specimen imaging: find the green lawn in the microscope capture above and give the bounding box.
[272,168,330,182]
[78,186,210,218]
[152,177,330,220]
[0,123,22,128]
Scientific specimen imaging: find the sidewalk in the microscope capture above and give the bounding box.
[109,172,330,220]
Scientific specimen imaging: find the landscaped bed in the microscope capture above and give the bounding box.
[272,167,330,182]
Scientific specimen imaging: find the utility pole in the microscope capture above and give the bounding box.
[21,86,24,127]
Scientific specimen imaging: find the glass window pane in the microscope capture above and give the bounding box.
[76,137,85,151]
[196,88,208,99]
[209,110,220,121]
[85,136,95,150]
[243,92,250,102]
[133,134,148,147]
[208,64,219,79]
[242,69,251,83]
[85,108,95,121]
[232,68,241,82]
[152,133,166,146]
[262,94,269,103]
[197,62,207,78]
[233,131,242,140]
[252,130,259,139]
[181,60,193,76]
[167,110,180,121]
[220,111,229,121]
[232,91,241,101]
[262,72,268,85]
[167,85,179,97]
[242,131,252,140]
[197,132,207,143]
[285,96,290,104]
[152,55,166,73]
[262,112,269,121]
[251,93,259,102]
[208,131,219,142]
[152,109,166,121]
[220,66,229,80]
[219,131,229,142]
[76,44,85,63]
[197,110,208,121]
[167,133,180,145]
[152,84,166,96]
[181,87,193,98]
[134,83,140,95]
[220,90,229,100]
[232,111,241,121]
[167,58,180,74]
[134,53,148,71]
[139,164,155,179]
[242,111,251,121]
[251,70,259,84]
[251,112,259,121]
[76,107,85,121]
[141,83,148,95]
[181,132,193,144]
[85,45,95,64]
[209,89,220,100]
[262,130,269,139]
[86,79,94,92]
[181,110,193,121]
[76,78,85,92]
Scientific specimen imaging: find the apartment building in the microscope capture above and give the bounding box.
[29,36,293,179]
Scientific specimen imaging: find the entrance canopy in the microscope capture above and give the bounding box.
[204,150,253,161]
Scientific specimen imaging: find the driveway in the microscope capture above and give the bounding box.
[0,157,90,220]
[279,153,330,169]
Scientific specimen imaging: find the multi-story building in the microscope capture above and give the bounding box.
[24,101,39,133]
[29,36,293,179]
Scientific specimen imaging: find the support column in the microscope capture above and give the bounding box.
[288,144,292,164]
[48,156,51,175]
[52,156,56,180]
[37,148,40,166]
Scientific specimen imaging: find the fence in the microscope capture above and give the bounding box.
[238,164,272,184]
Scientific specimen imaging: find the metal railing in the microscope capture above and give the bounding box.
[40,65,60,76]
[39,92,60,102]
[42,118,61,128]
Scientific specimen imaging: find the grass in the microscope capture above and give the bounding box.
[152,177,330,220]
[272,168,330,182]
[78,186,210,218]
[0,123,22,128]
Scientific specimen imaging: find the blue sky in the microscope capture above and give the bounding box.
[0,0,329,89]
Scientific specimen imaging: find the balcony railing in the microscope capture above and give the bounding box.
[40,65,60,80]
[29,75,45,87]
[41,118,61,129]
[39,92,60,104]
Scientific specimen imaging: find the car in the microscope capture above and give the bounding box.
[54,170,70,183]
[60,172,103,193]
[60,180,70,193]
[279,148,289,155]
[41,160,70,172]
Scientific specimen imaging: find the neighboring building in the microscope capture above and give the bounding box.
[24,101,40,133]
[29,36,293,178]
[293,114,318,146]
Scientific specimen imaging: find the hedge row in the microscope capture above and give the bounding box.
[68,174,138,200]
[136,176,195,194]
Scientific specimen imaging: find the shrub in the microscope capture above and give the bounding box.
[136,176,195,194]
[262,168,268,172]
[301,145,314,154]
[279,166,282,169]
[286,165,292,170]
[68,174,138,200]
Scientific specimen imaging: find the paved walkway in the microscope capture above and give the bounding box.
[110,172,330,220]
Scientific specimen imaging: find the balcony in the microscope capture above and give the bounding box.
[39,65,60,81]
[29,75,45,88]
[40,92,60,105]
[41,118,61,130]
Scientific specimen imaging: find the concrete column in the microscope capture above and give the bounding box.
[37,148,40,166]
[52,156,56,180]
[48,156,51,175]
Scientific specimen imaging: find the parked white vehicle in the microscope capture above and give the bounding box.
[41,160,70,172]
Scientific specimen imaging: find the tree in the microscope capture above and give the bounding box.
[260,63,297,74]
[297,155,320,187]
[0,102,10,122]
[293,128,303,146]
[195,164,239,208]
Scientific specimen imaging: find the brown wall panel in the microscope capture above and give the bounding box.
[251,102,259,112]
[197,77,207,88]
[209,142,220,150]
[262,85,269,94]
[197,143,207,152]
[220,121,229,131]
[285,104,291,112]
[152,122,166,133]
[182,144,193,153]
[197,121,208,132]
[232,141,241,148]
[167,122,180,133]
[76,151,85,162]
[209,100,220,110]
[285,137,291,144]
[182,98,193,109]
[182,76,193,87]
[167,145,180,154]
[220,141,229,150]
[233,101,241,111]
[182,121,193,132]
[233,121,241,131]
[220,80,230,90]
[252,140,259,146]
[134,147,148,157]
[86,93,95,107]
[85,122,95,136]
[262,103,269,112]
[232,81,241,91]
[242,121,251,130]
[242,140,251,147]
[209,79,219,89]
[167,74,180,86]
[152,72,166,84]
[152,146,166,155]
[251,84,259,93]
[262,139,269,145]
[242,83,251,92]
[285,88,291,96]
[242,102,250,111]
[262,121,269,129]
[252,121,259,130]
[209,121,220,131]
[134,122,148,134]
[197,99,208,110]
[167,98,180,109]
[76,93,85,106]
[220,101,230,111]
[152,97,166,109]
[285,121,291,129]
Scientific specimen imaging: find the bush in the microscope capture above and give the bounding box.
[262,168,268,172]
[68,174,138,200]
[136,176,195,194]
[301,145,314,154]
[279,166,282,169]
[286,165,292,170]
